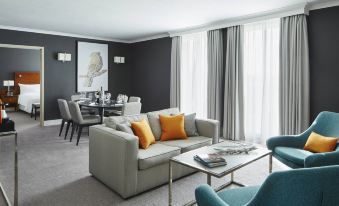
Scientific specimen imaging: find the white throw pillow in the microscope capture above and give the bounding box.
[19,84,40,94]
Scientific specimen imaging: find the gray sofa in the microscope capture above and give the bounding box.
[89,108,219,198]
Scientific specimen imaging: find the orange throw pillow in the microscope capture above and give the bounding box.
[131,119,155,149]
[159,114,187,141]
[304,132,338,153]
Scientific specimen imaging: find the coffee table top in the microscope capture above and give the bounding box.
[171,140,271,178]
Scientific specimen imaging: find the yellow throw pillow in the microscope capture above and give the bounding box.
[159,114,187,141]
[304,132,338,153]
[131,119,155,149]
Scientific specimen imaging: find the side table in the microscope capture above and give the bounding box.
[31,103,40,120]
[0,96,18,112]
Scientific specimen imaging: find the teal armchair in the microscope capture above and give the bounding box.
[266,111,339,168]
[195,165,339,206]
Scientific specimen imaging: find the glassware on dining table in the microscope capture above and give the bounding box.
[106,93,111,103]
[88,92,94,102]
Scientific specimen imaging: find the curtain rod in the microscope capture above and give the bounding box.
[169,3,309,37]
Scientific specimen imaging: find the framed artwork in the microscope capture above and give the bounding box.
[77,42,108,92]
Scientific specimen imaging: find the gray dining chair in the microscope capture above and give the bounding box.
[128,96,141,103]
[57,99,73,140]
[109,102,142,116]
[122,102,142,116]
[71,94,96,115]
[68,101,101,146]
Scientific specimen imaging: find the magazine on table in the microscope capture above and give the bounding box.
[194,153,227,168]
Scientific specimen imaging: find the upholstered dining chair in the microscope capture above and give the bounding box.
[68,101,100,146]
[266,111,339,168]
[109,102,142,116]
[195,165,339,206]
[57,99,73,140]
[106,102,142,116]
[71,94,96,115]
[128,96,141,103]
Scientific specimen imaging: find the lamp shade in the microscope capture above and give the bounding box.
[3,80,14,86]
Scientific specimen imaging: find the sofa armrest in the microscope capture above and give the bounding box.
[195,118,219,144]
[89,125,139,198]
[266,135,305,151]
[304,151,339,168]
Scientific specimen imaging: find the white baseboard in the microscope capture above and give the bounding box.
[44,119,62,126]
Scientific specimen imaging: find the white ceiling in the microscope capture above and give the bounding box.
[0,0,329,42]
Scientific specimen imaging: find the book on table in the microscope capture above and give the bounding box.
[194,153,227,168]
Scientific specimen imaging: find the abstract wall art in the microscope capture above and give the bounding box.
[77,42,108,92]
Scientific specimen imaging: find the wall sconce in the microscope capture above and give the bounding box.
[57,52,72,62]
[114,56,125,64]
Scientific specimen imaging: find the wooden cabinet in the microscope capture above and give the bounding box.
[0,95,18,111]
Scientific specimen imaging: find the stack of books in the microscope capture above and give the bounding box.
[194,153,227,168]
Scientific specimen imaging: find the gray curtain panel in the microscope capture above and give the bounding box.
[207,29,224,126]
[223,26,245,140]
[170,36,182,109]
[280,14,310,135]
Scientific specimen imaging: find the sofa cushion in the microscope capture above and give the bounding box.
[217,186,260,206]
[138,143,180,170]
[147,108,180,141]
[132,119,156,149]
[116,123,134,135]
[275,146,313,166]
[184,113,199,137]
[159,136,212,153]
[159,114,187,141]
[104,114,148,129]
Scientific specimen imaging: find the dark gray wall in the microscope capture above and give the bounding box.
[130,37,172,112]
[0,48,40,83]
[0,29,132,120]
[308,6,339,121]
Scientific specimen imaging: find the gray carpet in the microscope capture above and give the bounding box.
[0,113,289,206]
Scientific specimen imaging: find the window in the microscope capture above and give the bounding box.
[180,32,208,118]
[243,18,280,143]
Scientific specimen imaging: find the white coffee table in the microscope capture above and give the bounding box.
[168,140,272,206]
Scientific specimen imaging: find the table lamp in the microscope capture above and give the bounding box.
[3,80,14,96]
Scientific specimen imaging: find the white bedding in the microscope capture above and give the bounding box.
[18,93,40,113]
[17,84,40,113]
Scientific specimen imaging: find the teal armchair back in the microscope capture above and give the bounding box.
[195,165,339,206]
[266,111,339,168]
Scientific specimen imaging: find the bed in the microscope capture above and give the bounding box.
[14,72,40,113]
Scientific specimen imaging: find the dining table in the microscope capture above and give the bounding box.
[78,100,124,123]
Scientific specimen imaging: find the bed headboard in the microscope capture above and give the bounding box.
[14,72,40,94]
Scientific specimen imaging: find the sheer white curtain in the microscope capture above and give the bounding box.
[180,32,208,118]
[243,19,280,143]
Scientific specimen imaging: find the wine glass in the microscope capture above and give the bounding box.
[106,93,111,103]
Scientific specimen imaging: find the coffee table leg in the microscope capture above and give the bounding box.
[269,154,272,173]
[231,172,234,182]
[207,174,211,186]
[169,160,172,206]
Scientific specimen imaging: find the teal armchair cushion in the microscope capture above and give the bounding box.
[196,166,339,206]
[274,147,313,166]
[266,111,339,168]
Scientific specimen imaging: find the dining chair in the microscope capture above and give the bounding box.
[57,99,73,140]
[71,94,96,115]
[122,102,142,115]
[107,102,142,116]
[128,96,141,103]
[68,101,101,146]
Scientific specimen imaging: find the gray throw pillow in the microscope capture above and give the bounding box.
[184,113,199,137]
[116,123,134,135]
[170,113,199,137]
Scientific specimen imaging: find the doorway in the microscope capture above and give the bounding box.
[0,43,45,127]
